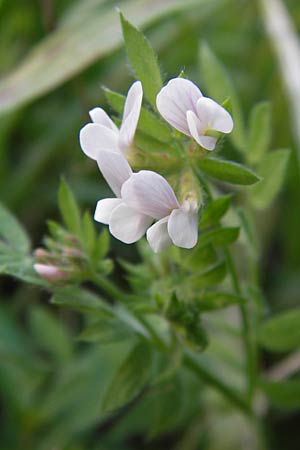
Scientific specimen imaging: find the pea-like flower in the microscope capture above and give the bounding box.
[121,170,199,252]
[156,77,233,150]
[79,80,143,160]
[79,81,153,244]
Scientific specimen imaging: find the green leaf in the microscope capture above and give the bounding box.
[183,244,218,271]
[261,379,300,409]
[258,308,300,352]
[250,149,291,209]
[82,211,96,255]
[104,88,172,142]
[51,286,113,315]
[102,342,152,412]
[120,12,162,107]
[187,261,227,289]
[28,307,73,363]
[93,229,109,261]
[0,254,45,285]
[198,157,261,185]
[199,43,246,151]
[200,195,232,228]
[78,319,133,344]
[248,101,271,164]
[0,203,30,254]
[199,227,240,248]
[197,291,247,311]
[58,178,81,236]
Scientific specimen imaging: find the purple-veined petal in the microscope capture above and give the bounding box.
[89,107,119,132]
[79,123,119,160]
[196,97,233,133]
[109,203,153,244]
[121,170,179,220]
[168,201,199,249]
[156,78,202,136]
[94,198,122,225]
[119,81,143,151]
[146,216,172,253]
[96,150,132,197]
[186,110,217,151]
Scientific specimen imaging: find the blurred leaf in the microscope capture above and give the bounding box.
[188,260,227,289]
[258,309,300,352]
[199,227,240,248]
[198,157,261,185]
[0,203,30,254]
[79,319,133,344]
[199,43,246,151]
[102,341,152,412]
[197,291,247,311]
[183,244,218,271]
[248,101,271,164]
[0,0,201,113]
[28,307,73,363]
[104,87,172,142]
[51,286,112,315]
[200,194,232,228]
[120,12,162,107]
[250,149,291,209]
[82,211,96,255]
[93,229,109,261]
[0,254,45,285]
[58,178,81,236]
[261,379,300,409]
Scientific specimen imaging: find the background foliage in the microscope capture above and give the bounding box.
[0,0,300,449]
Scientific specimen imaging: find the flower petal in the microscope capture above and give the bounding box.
[121,170,179,220]
[146,216,172,253]
[119,81,143,151]
[186,110,217,151]
[94,198,122,225]
[168,202,199,249]
[96,150,132,197]
[156,78,202,135]
[109,203,153,244]
[196,97,233,133]
[79,123,119,160]
[89,107,119,132]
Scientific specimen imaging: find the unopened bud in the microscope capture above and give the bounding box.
[33,264,70,284]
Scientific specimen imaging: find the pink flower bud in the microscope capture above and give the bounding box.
[33,264,70,283]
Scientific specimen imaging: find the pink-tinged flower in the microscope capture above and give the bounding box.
[156,77,233,151]
[121,171,199,252]
[79,80,143,160]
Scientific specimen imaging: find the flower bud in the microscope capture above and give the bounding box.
[33,264,70,284]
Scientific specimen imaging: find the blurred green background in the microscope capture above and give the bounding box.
[0,0,299,449]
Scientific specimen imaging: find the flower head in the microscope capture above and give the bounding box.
[121,170,199,252]
[156,77,233,150]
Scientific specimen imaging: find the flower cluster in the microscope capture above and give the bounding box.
[79,78,233,252]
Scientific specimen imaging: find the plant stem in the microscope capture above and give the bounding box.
[224,248,256,399]
[183,352,253,417]
[91,273,134,304]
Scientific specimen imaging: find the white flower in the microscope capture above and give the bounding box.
[79,81,152,244]
[121,170,199,252]
[79,80,143,160]
[156,77,233,151]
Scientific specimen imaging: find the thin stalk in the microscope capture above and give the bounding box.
[91,273,134,304]
[224,248,256,399]
[183,352,253,417]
